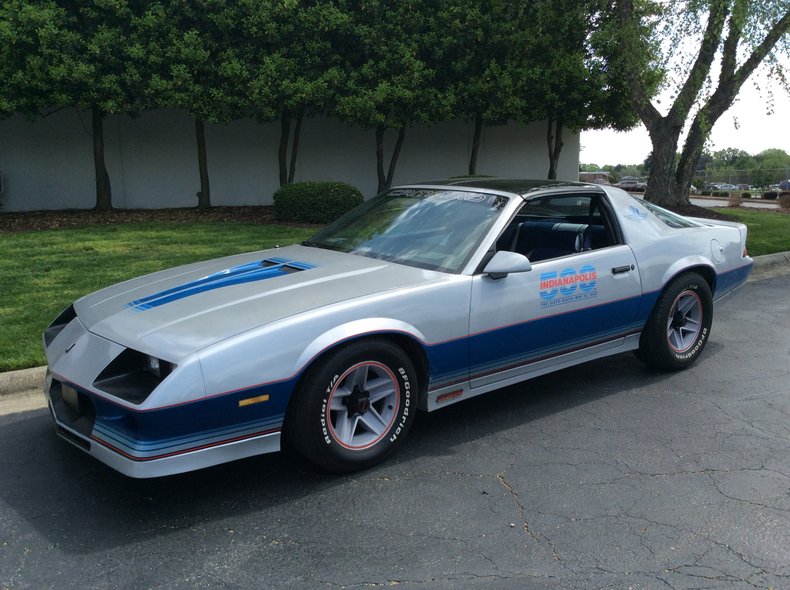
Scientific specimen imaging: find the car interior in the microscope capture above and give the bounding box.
[495,193,620,262]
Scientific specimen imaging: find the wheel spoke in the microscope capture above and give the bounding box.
[366,376,396,402]
[345,365,368,390]
[359,407,388,436]
[677,295,697,315]
[334,411,361,445]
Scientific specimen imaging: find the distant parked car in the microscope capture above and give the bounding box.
[614,177,647,192]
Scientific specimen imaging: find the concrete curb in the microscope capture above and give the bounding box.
[1,251,788,399]
[0,366,46,397]
[752,250,790,269]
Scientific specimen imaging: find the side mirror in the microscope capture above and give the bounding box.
[483,250,532,279]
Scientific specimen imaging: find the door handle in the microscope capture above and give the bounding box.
[612,265,634,275]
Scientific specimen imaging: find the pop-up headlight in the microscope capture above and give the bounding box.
[93,348,175,404]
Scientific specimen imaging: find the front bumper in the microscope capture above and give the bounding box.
[44,370,283,478]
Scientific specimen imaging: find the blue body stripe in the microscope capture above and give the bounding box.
[128,257,314,311]
[714,262,753,298]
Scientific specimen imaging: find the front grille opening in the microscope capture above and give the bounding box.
[49,380,96,438]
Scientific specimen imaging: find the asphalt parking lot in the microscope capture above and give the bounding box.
[1,272,789,590]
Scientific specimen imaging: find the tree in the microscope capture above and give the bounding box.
[509,0,651,180]
[431,0,520,176]
[606,0,790,206]
[266,1,347,187]
[3,0,155,210]
[139,0,248,208]
[335,0,450,193]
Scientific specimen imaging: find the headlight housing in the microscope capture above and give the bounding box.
[93,348,175,404]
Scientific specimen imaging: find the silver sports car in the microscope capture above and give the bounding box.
[42,179,753,477]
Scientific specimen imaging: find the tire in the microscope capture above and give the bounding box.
[638,272,713,371]
[285,339,417,472]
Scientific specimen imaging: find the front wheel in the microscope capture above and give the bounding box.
[285,339,417,472]
[638,272,713,371]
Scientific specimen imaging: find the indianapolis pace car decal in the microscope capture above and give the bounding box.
[539,265,598,308]
[127,257,315,311]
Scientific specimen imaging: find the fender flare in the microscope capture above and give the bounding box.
[659,256,716,293]
[293,318,429,378]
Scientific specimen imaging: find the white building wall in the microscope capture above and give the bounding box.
[0,108,580,211]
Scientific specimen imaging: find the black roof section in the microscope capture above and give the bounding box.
[409,177,597,195]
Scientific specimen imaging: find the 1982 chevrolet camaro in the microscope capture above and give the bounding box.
[43,179,753,477]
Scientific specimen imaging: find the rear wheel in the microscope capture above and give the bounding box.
[638,272,713,371]
[286,339,417,472]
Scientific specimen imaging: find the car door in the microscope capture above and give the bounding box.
[467,193,643,389]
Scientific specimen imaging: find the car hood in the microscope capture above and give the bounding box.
[75,244,444,360]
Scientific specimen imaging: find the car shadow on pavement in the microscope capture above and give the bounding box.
[0,348,717,556]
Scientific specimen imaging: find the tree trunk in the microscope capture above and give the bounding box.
[376,125,407,193]
[375,125,387,193]
[643,120,685,205]
[195,118,211,208]
[288,110,303,184]
[546,117,564,180]
[385,126,406,189]
[92,107,112,211]
[278,113,291,187]
[468,113,483,176]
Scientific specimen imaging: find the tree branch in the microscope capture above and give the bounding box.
[667,0,729,123]
[615,0,662,127]
[718,0,747,84]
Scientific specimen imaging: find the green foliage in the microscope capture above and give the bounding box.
[274,181,363,224]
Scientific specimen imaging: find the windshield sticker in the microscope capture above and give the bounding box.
[539,265,598,308]
[434,191,487,202]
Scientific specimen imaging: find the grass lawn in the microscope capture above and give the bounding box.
[714,207,790,257]
[0,222,315,372]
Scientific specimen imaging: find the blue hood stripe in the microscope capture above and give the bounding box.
[127,257,314,311]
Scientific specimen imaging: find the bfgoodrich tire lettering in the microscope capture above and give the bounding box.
[638,272,713,371]
[286,339,417,472]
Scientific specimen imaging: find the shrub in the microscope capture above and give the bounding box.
[701,190,712,196]
[713,190,730,198]
[274,181,364,224]
[763,191,778,200]
[779,191,790,210]
[728,192,742,207]
[741,192,751,199]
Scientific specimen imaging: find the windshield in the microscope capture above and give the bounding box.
[306,188,510,272]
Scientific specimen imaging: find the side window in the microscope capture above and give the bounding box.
[495,193,619,262]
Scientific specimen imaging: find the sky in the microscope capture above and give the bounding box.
[580,80,790,167]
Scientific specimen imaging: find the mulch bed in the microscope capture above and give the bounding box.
[0,202,768,234]
[0,206,318,233]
